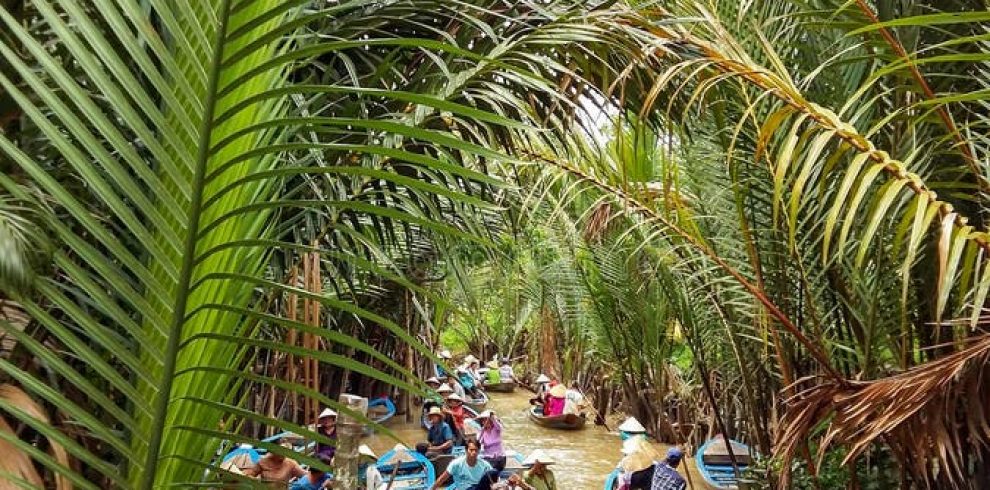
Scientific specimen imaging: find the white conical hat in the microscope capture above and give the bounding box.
[318,408,337,419]
[358,444,377,460]
[464,355,479,364]
[475,410,495,419]
[437,384,453,394]
[535,374,551,383]
[522,449,556,466]
[446,393,463,402]
[549,384,567,398]
[619,417,646,433]
[425,376,440,385]
[439,350,452,359]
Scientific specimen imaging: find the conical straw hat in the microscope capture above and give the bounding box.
[618,417,646,433]
[522,449,556,466]
[549,384,567,398]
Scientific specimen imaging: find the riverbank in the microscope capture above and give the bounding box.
[365,390,712,489]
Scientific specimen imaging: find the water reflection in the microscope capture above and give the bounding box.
[366,390,710,489]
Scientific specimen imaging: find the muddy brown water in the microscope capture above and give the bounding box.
[365,390,712,489]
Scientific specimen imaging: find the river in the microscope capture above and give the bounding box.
[365,390,712,489]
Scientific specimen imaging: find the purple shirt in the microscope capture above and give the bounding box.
[478,420,504,458]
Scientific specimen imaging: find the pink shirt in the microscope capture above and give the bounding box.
[546,396,565,416]
[478,419,504,458]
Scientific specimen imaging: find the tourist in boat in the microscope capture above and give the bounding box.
[475,410,506,472]
[519,450,557,490]
[529,374,551,411]
[463,355,482,383]
[445,393,469,435]
[545,383,567,416]
[498,358,516,382]
[288,455,332,490]
[620,447,686,490]
[457,365,483,399]
[425,406,455,456]
[314,408,337,460]
[446,373,467,400]
[562,382,584,415]
[436,349,453,379]
[244,441,306,483]
[485,361,501,385]
[618,417,647,440]
[430,439,493,490]
[358,444,383,490]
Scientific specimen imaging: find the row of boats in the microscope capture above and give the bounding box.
[219,366,752,489]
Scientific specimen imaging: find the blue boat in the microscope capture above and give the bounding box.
[603,466,621,490]
[696,436,751,489]
[377,445,436,489]
[362,397,397,437]
[221,445,261,466]
[369,396,397,424]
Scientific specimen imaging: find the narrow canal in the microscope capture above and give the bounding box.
[365,389,712,489]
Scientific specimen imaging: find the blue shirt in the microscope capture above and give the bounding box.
[428,420,454,450]
[290,473,331,490]
[446,456,493,489]
[650,462,686,490]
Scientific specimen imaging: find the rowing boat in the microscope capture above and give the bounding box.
[377,445,436,489]
[696,436,751,489]
[464,389,489,411]
[527,406,587,430]
[482,380,516,393]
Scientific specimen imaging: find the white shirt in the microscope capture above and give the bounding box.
[365,464,383,490]
[498,365,515,380]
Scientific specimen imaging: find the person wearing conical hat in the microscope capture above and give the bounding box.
[444,393,469,436]
[314,408,337,461]
[518,450,557,490]
[435,349,452,379]
[618,417,648,441]
[545,383,567,417]
[357,444,383,490]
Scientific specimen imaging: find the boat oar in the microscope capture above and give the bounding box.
[576,388,611,432]
[382,455,402,490]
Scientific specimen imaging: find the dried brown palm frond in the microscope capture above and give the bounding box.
[776,334,990,488]
[582,201,614,244]
[0,383,71,489]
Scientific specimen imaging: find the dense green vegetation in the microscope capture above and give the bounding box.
[1,0,990,488]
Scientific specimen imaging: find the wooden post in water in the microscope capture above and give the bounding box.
[334,394,368,489]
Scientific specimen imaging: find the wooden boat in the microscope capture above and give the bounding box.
[482,380,516,393]
[527,406,587,430]
[362,397,396,436]
[464,389,489,411]
[377,445,436,489]
[696,436,751,489]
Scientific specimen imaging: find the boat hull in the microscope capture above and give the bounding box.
[527,407,587,430]
[482,381,516,393]
[696,436,751,489]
